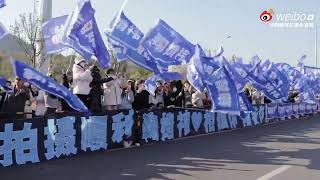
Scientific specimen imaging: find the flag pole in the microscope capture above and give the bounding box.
[111,0,129,30]
[315,24,318,68]
[120,0,129,13]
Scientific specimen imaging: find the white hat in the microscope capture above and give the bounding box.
[74,56,86,65]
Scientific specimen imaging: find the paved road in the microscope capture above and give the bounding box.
[2,115,320,180]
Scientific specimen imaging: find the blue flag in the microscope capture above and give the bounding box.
[261,59,271,72]
[0,22,8,40]
[107,37,128,61]
[0,76,12,92]
[187,45,219,92]
[64,0,110,68]
[206,66,240,114]
[142,19,195,65]
[264,63,290,98]
[223,58,248,91]
[239,92,254,112]
[295,74,316,103]
[187,60,205,92]
[144,75,159,96]
[251,55,261,67]
[12,60,89,113]
[246,68,283,101]
[107,34,160,73]
[109,11,144,50]
[223,58,254,112]
[276,63,294,76]
[42,15,69,54]
[214,46,224,58]
[0,0,5,8]
[212,46,224,65]
[145,72,183,95]
[106,12,164,73]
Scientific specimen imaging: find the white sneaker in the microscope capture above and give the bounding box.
[123,141,131,148]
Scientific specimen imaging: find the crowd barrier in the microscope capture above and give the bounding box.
[0,103,319,168]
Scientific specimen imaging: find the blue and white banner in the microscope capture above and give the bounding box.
[0,0,6,8]
[298,103,306,115]
[285,104,293,117]
[277,103,286,118]
[206,66,240,114]
[42,15,69,54]
[0,22,9,40]
[12,60,89,113]
[109,11,144,50]
[0,76,12,92]
[305,103,313,114]
[142,19,195,65]
[64,0,110,68]
[292,104,299,115]
[266,103,278,119]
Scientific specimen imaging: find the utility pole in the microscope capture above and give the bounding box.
[35,0,52,74]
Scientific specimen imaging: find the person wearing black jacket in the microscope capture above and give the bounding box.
[133,80,149,111]
[89,66,113,113]
[0,91,7,112]
[2,78,30,119]
[60,71,73,112]
[164,81,183,107]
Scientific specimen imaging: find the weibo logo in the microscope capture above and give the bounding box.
[260,9,274,22]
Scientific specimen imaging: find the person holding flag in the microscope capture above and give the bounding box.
[72,56,94,108]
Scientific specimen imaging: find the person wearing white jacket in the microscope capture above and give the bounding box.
[72,56,93,108]
[102,69,122,111]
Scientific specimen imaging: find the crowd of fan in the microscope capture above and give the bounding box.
[0,56,301,120]
[0,56,212,119]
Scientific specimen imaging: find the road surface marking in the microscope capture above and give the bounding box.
[257,165,291,180]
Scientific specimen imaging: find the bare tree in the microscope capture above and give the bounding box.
[10,13,44,68]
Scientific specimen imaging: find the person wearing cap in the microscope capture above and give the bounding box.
[72,56,93,108]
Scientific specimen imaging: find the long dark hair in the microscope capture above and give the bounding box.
[122,80,136,98]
